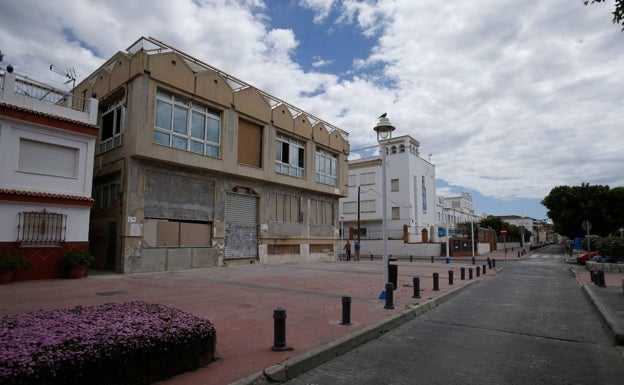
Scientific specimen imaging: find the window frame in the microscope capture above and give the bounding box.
[99,96,125,153]
[315,148,338,186]
[276,133,305,178]
[154,89,221,158]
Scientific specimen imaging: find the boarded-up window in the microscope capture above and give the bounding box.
[238,119,262,167]
[310,198,334,225]
[268,192,300,222]
[155,220,212,247]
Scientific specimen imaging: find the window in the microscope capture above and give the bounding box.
[315,148,337,186]
[348,174,356,187]
[422,176,427,212]
[154,89,221,158]
[94,182,121,209]
[399,144,405,153]
[361,199,375,213]
[268,192,301,222]
[391,179,399,192]
[310,198,334,225]
[17,210,66,246]
[342,201,357,214]
[151,219,212,247]
[360,172,375,185]
[276,133,305,178]
[392,206,400,220]
[18,139,78,178]
[100,97,124,152]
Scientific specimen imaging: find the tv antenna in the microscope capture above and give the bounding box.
[49,64,76,89]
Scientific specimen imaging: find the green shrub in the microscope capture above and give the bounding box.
[0,251,31,272]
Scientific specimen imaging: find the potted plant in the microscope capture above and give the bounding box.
[0,251,31,284]
[59,250,94,279]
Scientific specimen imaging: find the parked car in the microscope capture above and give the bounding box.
[576,251,599,265]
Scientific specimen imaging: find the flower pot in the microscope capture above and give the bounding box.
[0,270,15,284]
[68,266,87,279]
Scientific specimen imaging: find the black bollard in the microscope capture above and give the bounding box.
[410,254,413,262]
[518,251,521,258]
[389,263,398,290]
[482,264,487,275]
[370,252,373,261]
[433,272,440,291]
[472,256,475,265]
[448,270,454,285]
[460,267,466,280]
[431,255,434,263]
[596,271,606,287]
[487,258,492,269]
[271,308,288,351]
[384,282,395,309]
[468,267,473,280]
[341,296,352,325]
[492,258,496,268]
[590,270,595,283]
[476,266,481,277]
[412,277,421,298]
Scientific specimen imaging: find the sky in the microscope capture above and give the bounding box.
[1,0,622,221]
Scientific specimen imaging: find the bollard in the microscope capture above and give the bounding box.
[460,267,466,280]
[476,265,481,277]
[472,256,475,265]
[370,252,373,261]
[431,255,434,263]
[384,282,395,309]
[433,272,440,291]
[468,267,473,280]
[482,264,487,275]
[487,258,492,269]
[341,296,352,325]
[596,271,606,287]
[271,308,288,351]
[492,258,496,268]
[410,254,413,262]
[518,251,520,258]
[389,263,398,290]
[412,277,421,298]
[448,270,454,285]
[590,270,595,283]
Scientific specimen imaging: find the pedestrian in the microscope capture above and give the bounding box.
[354,241,360,261]
[343,240,351,261]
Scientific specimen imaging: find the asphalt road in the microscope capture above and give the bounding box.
[285,245,624,385]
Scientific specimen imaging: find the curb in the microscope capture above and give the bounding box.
[229,278,484,385]
[580,284,624,346]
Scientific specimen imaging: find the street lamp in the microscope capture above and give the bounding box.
[374,115,395,299]
[340,215,345,258]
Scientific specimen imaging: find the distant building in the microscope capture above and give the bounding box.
[73,37,349,273]
[0,66,99,280]
[340,135,436,244]
[435,192,485,238]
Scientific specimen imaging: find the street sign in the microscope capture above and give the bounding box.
[500,229,507,235]
[582,220,592,232]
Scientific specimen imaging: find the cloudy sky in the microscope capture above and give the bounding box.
[1,0,622,220]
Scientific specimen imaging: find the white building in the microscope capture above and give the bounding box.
[0,65,98,280]
[436,193,485,239]
[340,134,437,244]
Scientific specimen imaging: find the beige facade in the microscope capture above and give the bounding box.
[75,37,349,273]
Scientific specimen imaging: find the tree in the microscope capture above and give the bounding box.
[541,183,622,238]
[585,0,624,30]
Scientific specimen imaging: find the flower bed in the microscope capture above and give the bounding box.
[0,301,217,385]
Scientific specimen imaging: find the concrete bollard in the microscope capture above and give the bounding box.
[482,264,487,275]
[413,277,421,298]
[433,272,440,291]
[384,282,395,309]
[468,267,473,280]
[460,267,466,280]
[271,308,288,351]
[448,270,454,285]
[341,296,352,325]
[476,266,481,277]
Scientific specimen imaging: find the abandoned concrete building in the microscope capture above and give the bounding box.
[74,37,350,273]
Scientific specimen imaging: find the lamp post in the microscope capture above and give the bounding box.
[340,215,345,258]
[374,115,395,298]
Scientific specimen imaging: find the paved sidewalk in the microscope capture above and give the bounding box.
[0,256,498,385]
